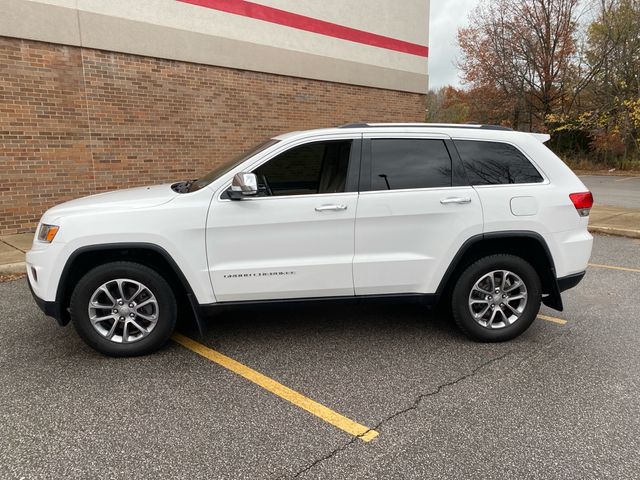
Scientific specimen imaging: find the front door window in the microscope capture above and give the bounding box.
[253,140,352,196]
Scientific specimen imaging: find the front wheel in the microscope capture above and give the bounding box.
[70,261,177,356]
[451,254,542,342]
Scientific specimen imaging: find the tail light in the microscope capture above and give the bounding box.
[569,192,593,217]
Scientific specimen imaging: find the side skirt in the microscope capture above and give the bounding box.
[196,293,439,318]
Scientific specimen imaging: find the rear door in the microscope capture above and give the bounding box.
[353,133,483,295]
[452,138,548,234]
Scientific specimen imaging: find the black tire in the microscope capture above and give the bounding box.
[451,254,541,342]
[70,261,177,357]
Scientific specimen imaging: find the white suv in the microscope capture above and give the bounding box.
[27,123,593,356]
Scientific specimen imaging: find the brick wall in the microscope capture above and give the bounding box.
[0,37,426,235]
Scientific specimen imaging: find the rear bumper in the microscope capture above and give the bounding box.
[549,229,593,278]
[27,275,66,326]
[557,271,586,292]
[542,270,586,311]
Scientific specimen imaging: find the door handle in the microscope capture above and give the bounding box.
[440,197,472,205]
[315,204,348,212]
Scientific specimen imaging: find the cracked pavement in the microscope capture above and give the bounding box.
[1,234,639,479]
[288,352,513,479]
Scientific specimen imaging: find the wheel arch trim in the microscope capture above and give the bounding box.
[435,230,563,311]
[54,242,198,325]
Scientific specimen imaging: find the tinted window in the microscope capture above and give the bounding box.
[370,139,451,191]
[253,140,352,196]
[454,140,543,185]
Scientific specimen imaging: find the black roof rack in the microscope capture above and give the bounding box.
[468,124,513,131]
[338,123,513,131]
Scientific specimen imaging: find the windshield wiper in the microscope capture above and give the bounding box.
[171,179,197,194]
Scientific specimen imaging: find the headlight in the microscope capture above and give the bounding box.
[37,224,60,243]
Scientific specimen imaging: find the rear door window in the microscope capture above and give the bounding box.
[454,140,543,185]
[370,139,452,191]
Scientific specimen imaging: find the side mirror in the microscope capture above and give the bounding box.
[230,172,258,199]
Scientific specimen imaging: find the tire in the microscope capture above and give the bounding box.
[70,261,177,357]
[451,254,541,342]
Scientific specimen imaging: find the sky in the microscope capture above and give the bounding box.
[428,0,480,90]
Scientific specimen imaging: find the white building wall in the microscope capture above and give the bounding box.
[1,0,429,93]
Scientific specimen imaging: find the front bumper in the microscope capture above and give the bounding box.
[27,274,66,326]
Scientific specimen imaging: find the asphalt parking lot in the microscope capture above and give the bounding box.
[579,175,640,209]
[1,234,639,479]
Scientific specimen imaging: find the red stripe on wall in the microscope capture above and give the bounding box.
[177,0,428,57]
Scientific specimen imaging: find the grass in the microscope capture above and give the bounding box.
[563,156,640,173]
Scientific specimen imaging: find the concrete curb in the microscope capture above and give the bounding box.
[0,262,26,275]
[589,225,640,239]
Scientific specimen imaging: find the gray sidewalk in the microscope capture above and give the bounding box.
[589,205,640,239]
[0,233,32,274]
[1,204,639,274]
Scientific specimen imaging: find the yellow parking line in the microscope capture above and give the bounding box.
[172,334,379,442]
[588,263,640,273]
[537,314,567,325]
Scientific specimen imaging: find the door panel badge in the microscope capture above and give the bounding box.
[223,270,297,279]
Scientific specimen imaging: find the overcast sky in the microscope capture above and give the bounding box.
[429,0,480,90]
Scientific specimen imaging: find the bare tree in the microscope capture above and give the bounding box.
[457,0,587,129]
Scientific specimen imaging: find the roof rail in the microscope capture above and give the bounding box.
[337,122,513,131]
[338,123,370,128]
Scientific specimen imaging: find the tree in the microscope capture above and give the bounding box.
[585,0,640,158]
[426,86,470,123]
[457,0,584,130]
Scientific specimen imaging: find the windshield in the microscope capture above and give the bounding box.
[188,139,280,192]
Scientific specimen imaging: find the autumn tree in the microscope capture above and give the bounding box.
[585,0,640,160]
[457,0,584,130]
[426,86,470,123]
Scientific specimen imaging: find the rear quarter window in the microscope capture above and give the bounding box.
[454,140,543,185]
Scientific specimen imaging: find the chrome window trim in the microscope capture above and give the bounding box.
[471,180,550,188]
[358,185,474,196]
[219,191,358,203]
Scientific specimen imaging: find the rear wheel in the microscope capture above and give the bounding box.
[451,254,541,342]
[70,261,177,356]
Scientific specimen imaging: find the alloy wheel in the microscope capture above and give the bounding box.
[87,278,159,343]
[467,270,528,329]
